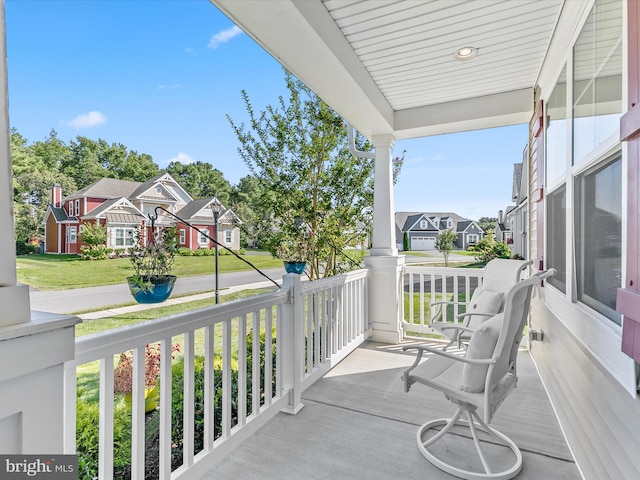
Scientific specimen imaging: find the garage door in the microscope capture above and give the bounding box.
[411,236,436,251]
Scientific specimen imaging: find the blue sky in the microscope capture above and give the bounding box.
[6,0,528,220]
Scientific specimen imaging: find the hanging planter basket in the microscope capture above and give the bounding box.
[283,261,306,274]
[127,275,177,304]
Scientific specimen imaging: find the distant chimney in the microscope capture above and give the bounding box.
[498,210,503,223]
[51,184,62,208]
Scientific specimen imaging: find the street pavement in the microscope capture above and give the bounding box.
[28,252,471,317]
[29,267,286,315]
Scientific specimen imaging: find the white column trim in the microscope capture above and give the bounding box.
[369,134,398,257]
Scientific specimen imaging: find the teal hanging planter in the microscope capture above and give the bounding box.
[283,261,306,274]
[127,275,177,304]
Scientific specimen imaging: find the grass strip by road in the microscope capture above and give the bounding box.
[16,251,283,290]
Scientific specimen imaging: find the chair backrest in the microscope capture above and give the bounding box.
[480,258,533,296]
[465,258,533,329]
[483,269,556,421]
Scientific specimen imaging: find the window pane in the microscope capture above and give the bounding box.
[573,0,622,165]
[546,66,567,184]
[575,156,622,323]
[547,186,567,293]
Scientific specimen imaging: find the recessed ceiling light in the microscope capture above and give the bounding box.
[455,47,478,61]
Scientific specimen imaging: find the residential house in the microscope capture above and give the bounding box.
[395,212,484,251]
[3,2,640,480]
[497,156,529,259]
[42,173,241,254]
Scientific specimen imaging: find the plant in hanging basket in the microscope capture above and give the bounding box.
[127,224,179,303]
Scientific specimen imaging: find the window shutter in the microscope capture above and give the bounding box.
[619,0,640,362]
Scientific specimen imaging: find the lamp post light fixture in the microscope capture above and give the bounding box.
[211,203,222,304]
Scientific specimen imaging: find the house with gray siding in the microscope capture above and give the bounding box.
[395,211,484,251]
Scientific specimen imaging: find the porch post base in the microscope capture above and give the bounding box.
[0,311,80,453]
[365,255,404,345]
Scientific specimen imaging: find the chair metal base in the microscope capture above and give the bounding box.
[416,407,522,480]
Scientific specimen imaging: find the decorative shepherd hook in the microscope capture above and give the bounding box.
[150,206,281,290]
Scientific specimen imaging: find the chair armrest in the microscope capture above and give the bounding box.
[456,312,494,320]
[402,344,494,366]
[401,344,495,392]
[439,325,476,334]
[430,300,465,307]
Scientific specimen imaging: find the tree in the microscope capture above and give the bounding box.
[477,217,498,236]
[435,230,457,266]
[403,231,409,251]
[227,71,403,280]
[166,161,231,205]
[230,175,261,247]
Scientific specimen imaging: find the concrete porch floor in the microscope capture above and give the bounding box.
[201,339,581,479]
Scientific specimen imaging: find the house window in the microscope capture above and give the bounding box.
[68,202,73,217]
[546,65,567,185]
[467,234,478,244]
[574,155,622,324]
[75,199,80,216]
[69,226,77,243]
[572,0,622,166]
[199,229,209,245]
[179,229,186,244]
[115,227,135,247]
[224,229,232,244]
[420,220,427,229]
[547,185,567,294]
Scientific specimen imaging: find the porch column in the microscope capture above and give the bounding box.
[365,134,404,344]
[0,1,80,457]
[0,0,29,327]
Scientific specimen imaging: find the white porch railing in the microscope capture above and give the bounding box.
[402,265,484,336]
[63,269,369,480]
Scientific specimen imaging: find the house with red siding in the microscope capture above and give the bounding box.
[42,173,241,254]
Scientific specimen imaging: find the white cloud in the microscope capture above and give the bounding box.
[167,152,195,165]
[68,111,106,129]
[208,25,243,48]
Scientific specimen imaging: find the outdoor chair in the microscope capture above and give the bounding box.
[429,258,532,350]
[402,268,556,480]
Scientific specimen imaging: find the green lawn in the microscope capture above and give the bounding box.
[16,251,283,290]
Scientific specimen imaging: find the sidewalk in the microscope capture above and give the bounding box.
[76,279,281,321]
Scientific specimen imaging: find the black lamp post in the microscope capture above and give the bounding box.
[211,204,221,304]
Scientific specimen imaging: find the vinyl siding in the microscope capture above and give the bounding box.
[530,298,640,480]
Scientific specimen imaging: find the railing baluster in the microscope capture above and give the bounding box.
[222,319,232,438]
[183,330,195,468]
[306,294,312,373]
[265,306,273,406]
[159,339,172,480]
[238,315,247,426]
[275,305,283,397]
[131,346,146,480]
[98,356,114,480]
[204,325,215,451]
[252,310,261,416]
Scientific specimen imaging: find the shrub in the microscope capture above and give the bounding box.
[80,244,111,260]
[76,332,276,479]
[76,393,132,480]
[16,240,39,255]
[474,238,511,264]
[177,247,193,256]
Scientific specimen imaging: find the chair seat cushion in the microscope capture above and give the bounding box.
[461,313,504,392]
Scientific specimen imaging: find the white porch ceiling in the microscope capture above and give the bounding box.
[212,0,565,140]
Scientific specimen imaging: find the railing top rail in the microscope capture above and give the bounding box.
[403,265,484,276]
[69,288,290,368]
[299,269,369,295]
